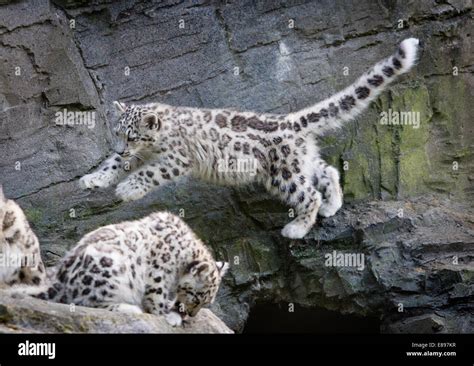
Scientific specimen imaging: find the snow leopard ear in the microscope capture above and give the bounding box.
[113,101,126,113]
[186,261,209,276]
[141,113,161,130]
[216,261,229,277]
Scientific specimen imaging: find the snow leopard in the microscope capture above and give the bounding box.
[0,185,47,287]
[79,38,420,239]
[10,209,229,327]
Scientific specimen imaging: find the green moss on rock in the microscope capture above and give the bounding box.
[24,208,44,226]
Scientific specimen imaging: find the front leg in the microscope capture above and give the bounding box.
[79,154,138,189]
[115,159,190,202]
[142,269,182,327]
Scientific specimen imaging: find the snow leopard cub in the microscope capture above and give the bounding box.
[15,211,229,327]
[80,39,420,239]
[0,186,46,287]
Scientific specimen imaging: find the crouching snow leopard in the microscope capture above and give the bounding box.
[0,186,47,287]
[10,208,229,327]
[80,39,421,239]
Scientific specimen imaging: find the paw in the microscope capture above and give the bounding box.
[165,311,183,327]
[112,304,144,314]
[281,220,311,239]
[79,173,110,189]
[115,180,147,202]
[318,187,343,218]
[323,166,340,185]
[318,203,340,218]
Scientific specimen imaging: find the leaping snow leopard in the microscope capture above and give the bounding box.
[80,39,420,239]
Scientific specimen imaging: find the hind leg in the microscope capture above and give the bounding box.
[267,174,322,239]
[281,184,322,239]
[313,161,343,217]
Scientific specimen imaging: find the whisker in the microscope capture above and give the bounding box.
[132,153,145,162]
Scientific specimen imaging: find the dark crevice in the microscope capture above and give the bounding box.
[243,302,381,334]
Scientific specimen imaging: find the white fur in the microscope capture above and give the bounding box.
[290,38,420,135]
[80,39,420,240]
[165,311,183,327]
[281,220,312,239]
[107,303,144,314]
[0,186,46,286]
[2,202,229,326]
[399,38,420,71]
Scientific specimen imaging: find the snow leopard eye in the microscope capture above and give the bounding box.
[124,128,138,142]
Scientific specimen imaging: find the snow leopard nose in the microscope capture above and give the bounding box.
[188,309,198,317]
[114,139,127,155]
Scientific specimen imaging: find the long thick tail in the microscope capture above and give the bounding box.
[4,283,49,298]
[290,38,420,135]
[5,281,63,301]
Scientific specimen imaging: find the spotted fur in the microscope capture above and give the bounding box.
[0,186,46,287]
[80,39,420,239]
[10,209,229,327]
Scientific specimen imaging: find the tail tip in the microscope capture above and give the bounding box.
[399,38,420,70]
[401,37,420,47]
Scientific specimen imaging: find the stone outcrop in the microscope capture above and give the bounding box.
[0,290,232,333]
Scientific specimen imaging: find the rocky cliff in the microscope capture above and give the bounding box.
[0,0,472,333]
[0,290,232,333]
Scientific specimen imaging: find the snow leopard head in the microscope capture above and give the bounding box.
[176,260,229,317]
[112,101,162,159]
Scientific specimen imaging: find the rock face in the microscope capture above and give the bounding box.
[0,290,232,333]
[0,1,472,333]
[217,196,473,333]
